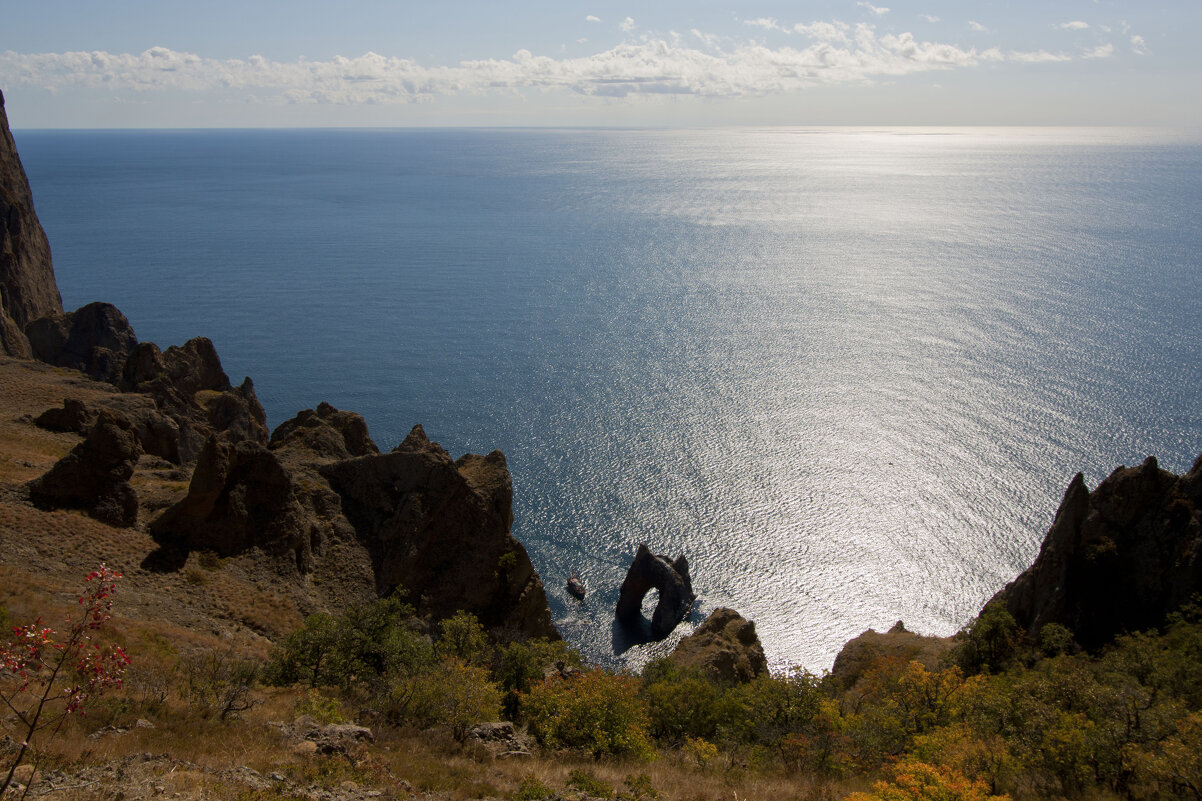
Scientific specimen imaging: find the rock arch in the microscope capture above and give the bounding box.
[615,543,696,639]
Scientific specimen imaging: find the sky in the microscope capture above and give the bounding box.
[1,1,1199,128]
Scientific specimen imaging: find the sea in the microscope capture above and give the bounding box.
[14,126,1202,673]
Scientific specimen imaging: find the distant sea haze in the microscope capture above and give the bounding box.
[18,126,1202,671]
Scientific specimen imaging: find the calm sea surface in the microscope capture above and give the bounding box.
[15,127,1202,671]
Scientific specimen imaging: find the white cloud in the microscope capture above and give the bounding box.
[0,33,1076,105]
[967,21,987,32]
[744,18,783,32]
[1083,43,1114,59]
[1010,50,1071,63]
[920,14,940,23]
[1058,21,1090,31]
[619,17,636,32]
[858,2,890,15]
[793,21,851,42]
[1130,34,1146,54]
[586,15,600,23]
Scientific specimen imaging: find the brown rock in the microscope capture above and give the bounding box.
[320,424,557,640]
[36,395,182,462]
[121,338,268,463]
[991,454,1202,649]
[25,301,136,382]
[1,89,63,357]
[150,437,314,571]
[829,622,954,693]
[669,608,767,684]
[615,543,696,639]
[27,410,142,527]
[35,397,94,432]
[269,401,379,460]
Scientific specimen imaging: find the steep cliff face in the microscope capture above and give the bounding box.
[992,455,1202,649]
[320,424,558,641]
[668,608,767,685]
[0,90,63,356]
[150,413,558,642]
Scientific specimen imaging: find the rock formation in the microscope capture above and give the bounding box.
[0,89,63,358]
[27,410,141,527]
[668,607,767,684]
[615,543,696,639]
[36,394,182,463]
[150,437,315,572]
[991,455,1202,650]
[268,401,379,460]
[146,414,558,641]
[26,302,138,382]
[23,304,266,465]
[829,620,954,693]
[120,337,269,463]
[321,424,557,641]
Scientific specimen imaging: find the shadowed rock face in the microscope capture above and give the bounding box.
[120,337,269,463]
[320,424,557,641]
[36,395,182,463]
[27,302,138,382]
[992,454,1202,649]
[269,401,379,460]
[149,415,557,641]
[28,410,141,527]
[1,90,63,358]
[615,543,696,639]
[150,436,315,572]
[669,607,767,685]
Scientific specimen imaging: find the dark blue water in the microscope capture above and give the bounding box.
[15,127,1202,670]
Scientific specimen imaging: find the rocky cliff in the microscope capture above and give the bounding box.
[0,95,557,645]
[991,455,1202,649]
[0,90,63,357]
[668,607,767,685]
[148,414,557,641]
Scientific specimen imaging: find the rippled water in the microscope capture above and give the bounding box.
[17,127,1202,671]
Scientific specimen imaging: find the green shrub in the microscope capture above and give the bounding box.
[567,768,613,798]
[499,637,583,719]
[953,602,1021,674]
[642,661,721,741]
[295,688,344,724]
[379,656,502,739]
[524,669,654,760]
[181,650,257,720]
[197,550,223,570]
[263,594,431,690]
[620,773,658,801]
[512,774,554,801]
[437,610,492,666]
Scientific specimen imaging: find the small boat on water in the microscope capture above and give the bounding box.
[566,574,586,600]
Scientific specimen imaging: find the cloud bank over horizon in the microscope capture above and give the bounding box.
[1,23,1082,107]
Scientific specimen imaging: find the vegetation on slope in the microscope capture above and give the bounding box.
[6,565,1200,801]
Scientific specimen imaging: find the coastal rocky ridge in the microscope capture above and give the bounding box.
[0,88,555,643]
[2,84,1201,673]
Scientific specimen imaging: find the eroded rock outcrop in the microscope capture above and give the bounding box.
[0,90,63,358]
[320,424,557,641]
[829,620,954,693]
[991,455,1202,649]
[668,607,767,684]
[615,543,696,639]
[268,401,379,460]
[36,393,182,463]
[120,337,268,463]
[150,436,315,572]
[27,410,141,527]
[26,302,137,382]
